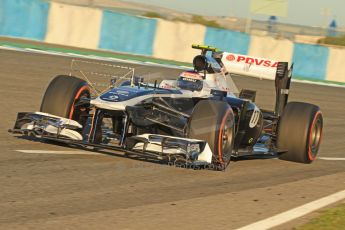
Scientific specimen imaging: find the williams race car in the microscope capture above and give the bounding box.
[9,45,323,170]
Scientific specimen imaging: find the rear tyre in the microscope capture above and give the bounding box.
[40,75,90,123]
[277,102,323,163]
[187,100,235,169]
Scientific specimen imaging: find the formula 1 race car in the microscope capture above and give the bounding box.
[9,44,323,170]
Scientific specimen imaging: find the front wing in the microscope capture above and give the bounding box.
[9,112,213,166]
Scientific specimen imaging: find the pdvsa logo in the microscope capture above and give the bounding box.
[226,54,236,61]
[226,54,278,68]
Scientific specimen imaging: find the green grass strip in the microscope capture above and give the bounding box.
[0,40,192,67]
[294,76,345,86]
[297,203,345,230]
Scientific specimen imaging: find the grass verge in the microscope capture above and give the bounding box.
[296,203,345,230]
[0,38,191,67]
[294,76,345,86]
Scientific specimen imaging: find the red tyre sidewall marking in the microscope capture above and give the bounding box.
[69,85,89,120]
[308,111,322,161]
[218,109,231,165]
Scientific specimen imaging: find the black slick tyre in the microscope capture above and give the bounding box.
[40,75,90,122]
[187,100,235,168]
[277,102,323,163]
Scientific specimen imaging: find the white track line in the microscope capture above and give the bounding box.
[0,45,26,51]
[16,150,99,155]
[235,189,345,230]
[319,157,345,161]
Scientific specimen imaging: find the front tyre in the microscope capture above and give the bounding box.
[277,102,323,163]
[40,75,90,124]
[187,100,235,169]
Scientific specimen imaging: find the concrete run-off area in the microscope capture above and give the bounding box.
[0,49,344,229]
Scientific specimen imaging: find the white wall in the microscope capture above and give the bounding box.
[248,35,294,62]
[326,48,345,82]
[153,19,206,63]
[45,2,102,49]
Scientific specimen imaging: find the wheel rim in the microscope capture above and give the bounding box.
[218,110,234,164]
[222,120,233,161]
[69,86,90,121]
[308,112,322,160]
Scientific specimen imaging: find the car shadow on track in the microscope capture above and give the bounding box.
[12,136,278,171]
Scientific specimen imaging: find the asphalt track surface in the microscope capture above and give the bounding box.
[0,49,345,230]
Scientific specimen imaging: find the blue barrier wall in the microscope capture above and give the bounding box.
[0,0,344,83]
[99,11,157,56]
[292,43,329,80]
[204,28,250,55]
[0,0,48,40]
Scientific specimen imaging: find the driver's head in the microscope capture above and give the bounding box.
[193,55,207,72]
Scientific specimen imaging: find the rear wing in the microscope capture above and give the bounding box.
[191,45,289,80]
[222,52,292,116]
[221,52,283,80]
[222,52,293,116]
[191,45,293,116]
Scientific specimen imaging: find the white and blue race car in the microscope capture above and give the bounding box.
[9,45,323,170]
